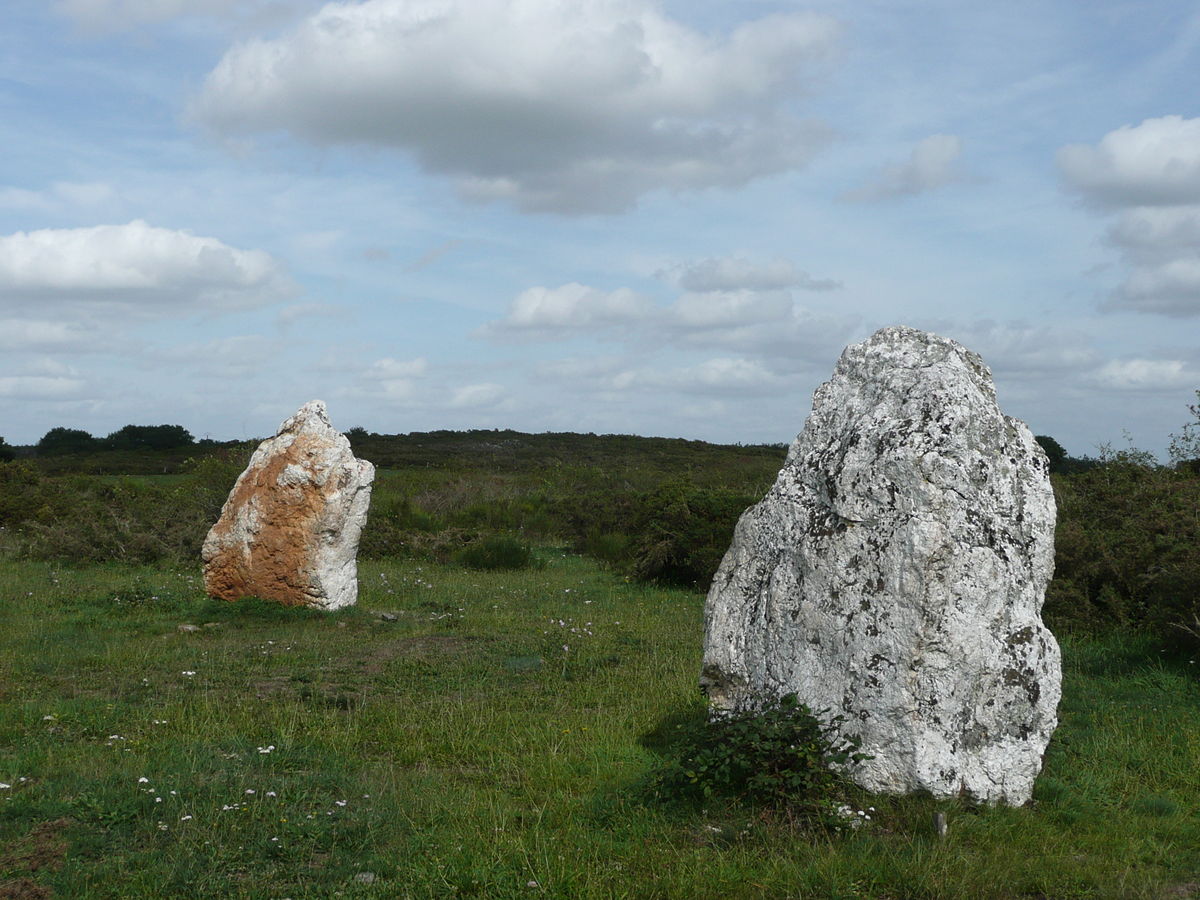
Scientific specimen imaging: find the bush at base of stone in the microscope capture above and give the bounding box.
[1046,458,1200,652]
[647,694,868,825]
[456,535,535,571]
[627,481,755,588]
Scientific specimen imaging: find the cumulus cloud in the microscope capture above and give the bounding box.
[354,356,430,402]
[449,383,507,409]
[0,376,89,400]
[191,0,840,213]
[482,276,856,372]
[0,220,291,316]
[480,283,654,340]
[156,335,286,378]
[0,319,93,352]
[1090,358,1195,392]
[0,359,89,401]
[536,355,784,399]
[944,321,1100,381]
[1057,115,1200,207]
[674,256,841,292]
[365,357,429,380]
[1058,117,1200,317]
[847,134,966,201]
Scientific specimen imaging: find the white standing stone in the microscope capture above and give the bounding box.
[701,326,1061,805]
[202,400,374,610]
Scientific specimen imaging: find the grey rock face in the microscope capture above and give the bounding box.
[701,326,1061,805]
[202,400,374,610]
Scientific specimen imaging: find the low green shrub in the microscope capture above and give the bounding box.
[1046,455,1199,651]
[627,480,753,588]
[456,534,535,570]
[647,693,867,826]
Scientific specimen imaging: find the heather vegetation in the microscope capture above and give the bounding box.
[2,418,1198,649]
[0,415,1198,897]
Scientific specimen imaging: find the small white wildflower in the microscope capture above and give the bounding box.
[180,815,192,821]
[266,791,277,797]
[138,777,149,783]
[527,881,539,888]
[42,715,56,721]
[181,671,196,677]
[155,797,163,803]
[0,783,10,790]
[335,800,347,807]
[245,789,256,795]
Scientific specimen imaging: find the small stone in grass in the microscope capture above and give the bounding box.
[177,624,201,633]
[354,872,376,884]
[379,612,399,622]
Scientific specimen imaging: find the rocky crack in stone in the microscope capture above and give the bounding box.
[701,325,1061,805]
[201,400,374,611]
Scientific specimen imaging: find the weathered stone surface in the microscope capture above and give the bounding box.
[202,400,374,610]
[701,326,1061,805]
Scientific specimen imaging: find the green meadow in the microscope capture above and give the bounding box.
[0,552,1197,899]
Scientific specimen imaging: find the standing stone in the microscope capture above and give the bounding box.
[202,400,374,610]
[701,326,1061,805]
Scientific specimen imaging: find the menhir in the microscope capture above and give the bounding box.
[701,326,1061,805]
[202,400,374,610]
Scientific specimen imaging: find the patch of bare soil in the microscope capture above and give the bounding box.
[0,818,73,900]
[0,877,52,900]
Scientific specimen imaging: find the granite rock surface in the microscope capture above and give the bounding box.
[202,400,374,610]
[701,326,1061,804]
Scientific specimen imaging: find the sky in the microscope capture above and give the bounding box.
[1,0,1198,458]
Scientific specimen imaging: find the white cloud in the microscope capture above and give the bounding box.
[538,355,784,398]
[192,0,840,213]
[365,357,429,380]
[355,356,429,402]
[674,256,840,292]
[1090,358,1195,392]
[481,283,654,340]
[158,335,286,378]
[1058,117,1200,317]
[0,376,89,400]
[847,134,966,201]
[944,322,1100,380]
[671,290,793,329]
[669,357,783,396]
[0,319,93,351]
[483,278,856,367]
[1106,258,1200,317]
[449,382,506,409]
[0,220,291,316]
[1107,205,1200,257]
[1058,115,1200,207]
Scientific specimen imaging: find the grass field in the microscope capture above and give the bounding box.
[0,552,1198,899]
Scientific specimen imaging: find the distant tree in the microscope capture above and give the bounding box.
[0,436,14,462]
[1168,389,1200,472]
[37,427,98,455]
[345,426,370,453]
[1034,435,1068,474]
[105,424,194,451]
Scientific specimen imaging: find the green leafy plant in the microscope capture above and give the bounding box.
[648,693,868,825]
[627,480,754,588]
[456,534,535,570]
